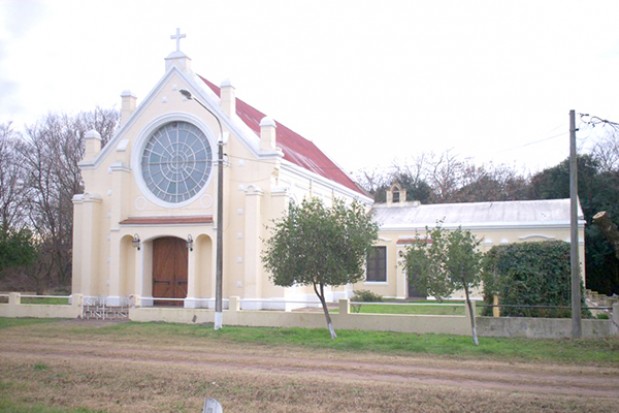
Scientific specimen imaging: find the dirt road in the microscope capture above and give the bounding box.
[1,320,618,412]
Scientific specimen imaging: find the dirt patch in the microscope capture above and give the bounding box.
[1,320,618,413]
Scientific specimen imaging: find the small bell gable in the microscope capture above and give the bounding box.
[386,182,407,206]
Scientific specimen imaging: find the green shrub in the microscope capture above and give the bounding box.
[482,241,590,318]
[352,289,383,302]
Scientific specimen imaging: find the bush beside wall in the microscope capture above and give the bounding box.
[482,241,589,318]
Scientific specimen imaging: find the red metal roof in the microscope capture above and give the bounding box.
[199,76,366,196]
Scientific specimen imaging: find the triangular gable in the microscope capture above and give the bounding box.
[199,76,366,196]
[83,66,199,168]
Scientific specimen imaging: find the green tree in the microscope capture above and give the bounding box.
[262,197,378,339]
[0,226,37,275]
[528,155,619,295]
[405,225,484,345]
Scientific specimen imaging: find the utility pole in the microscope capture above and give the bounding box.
[214,136,224,330]
[569,109,582,338]
[180,89,224,330]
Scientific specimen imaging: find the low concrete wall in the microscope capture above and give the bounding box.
[0,293,82,319]
[129,307,215,324]
[130,297,619,338]
[477,316,613,339]
[2,293,618,339]
[131,309,471,335]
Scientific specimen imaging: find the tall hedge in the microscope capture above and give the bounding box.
[481,241,588,318]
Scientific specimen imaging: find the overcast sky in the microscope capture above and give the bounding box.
[1,0,618,175]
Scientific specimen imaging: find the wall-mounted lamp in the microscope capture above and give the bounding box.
[186,234,193,251]
[132,234,141,250]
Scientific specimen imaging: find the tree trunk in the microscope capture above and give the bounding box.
[593,211,619,260]
[463,284,479,346]
[313,282,337,339]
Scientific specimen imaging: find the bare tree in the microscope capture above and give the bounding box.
[452,163,530,203]
[77,106,119,147]
[1,123,38,292]
[579,114,619,173]
[354,167,390,199]
[356,151,530,204]
[591,128,619,173]
[423,151,468,203]
[0,123,27,229]
[15,109,118,289]
[18,115,82,287]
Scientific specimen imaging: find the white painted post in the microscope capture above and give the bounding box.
[71,293,83,308]
[8,292,21,305]
[228,296,240,312]
[339,298,350,315]
[612,303,619,336]
[203,398,223,413]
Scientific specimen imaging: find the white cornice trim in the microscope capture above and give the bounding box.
[279,161,372,204]
[379,220,586,231]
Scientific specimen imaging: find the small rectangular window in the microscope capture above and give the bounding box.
[366,246,387,282]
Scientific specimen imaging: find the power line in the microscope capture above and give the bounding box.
[493,128,568,155]
[519,130,569,148]
[578,113,619,129]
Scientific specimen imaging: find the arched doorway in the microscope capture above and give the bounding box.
[152,237,188,306]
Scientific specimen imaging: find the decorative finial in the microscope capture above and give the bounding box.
[170,28,186,52]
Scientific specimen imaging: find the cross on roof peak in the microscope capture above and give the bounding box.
[170,28,186,52]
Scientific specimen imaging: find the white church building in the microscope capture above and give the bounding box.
[72,32,585,309]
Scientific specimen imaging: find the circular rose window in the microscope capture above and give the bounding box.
[140,121,212,203]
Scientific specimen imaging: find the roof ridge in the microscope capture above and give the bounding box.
[198,75,367,196]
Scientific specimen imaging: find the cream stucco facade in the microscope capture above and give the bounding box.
[72,39,585,309]
[72,43,371,310]
[355,185,586,300]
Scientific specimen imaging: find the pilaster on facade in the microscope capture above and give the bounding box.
[109,161,131,231]
[72,193,103,297]
[244,185,264,299]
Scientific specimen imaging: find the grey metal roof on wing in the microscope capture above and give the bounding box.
[372,198,582,229]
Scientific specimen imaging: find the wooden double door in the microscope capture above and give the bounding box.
[152,237,188,306]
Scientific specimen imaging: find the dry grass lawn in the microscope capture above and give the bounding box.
[1,320,618,413]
